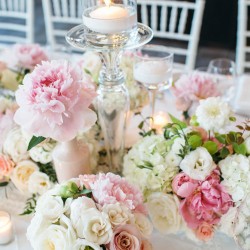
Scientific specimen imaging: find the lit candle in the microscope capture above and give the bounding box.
[134,61,171,85]
[151,112,168,134]
[0,211,13,245]
[83,0,137,34]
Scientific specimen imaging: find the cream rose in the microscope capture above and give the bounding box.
[36,194,65,223]
[147,193,182,234]
[180,147,216,181]
[77,208,112,244]
[134,213,153,238]
[3,127,29,163]
[28,172,52,195]
[73,239,101,250]
[11,160,39,193]
[102,203,133,227]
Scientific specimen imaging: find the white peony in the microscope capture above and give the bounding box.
[35,215,76,250]
[36,193,65,223]
[3,126,29,163]
[102,202,133,227]
[134,213,153,238]
[219,154,250,202]
[11,160,39,193]
[147,193,182,234]
[28,171,52,195]
[180,147,216,181]
[75,207,112,244]
[196,97,232,132]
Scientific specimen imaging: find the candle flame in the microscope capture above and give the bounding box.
[104,0,111,7]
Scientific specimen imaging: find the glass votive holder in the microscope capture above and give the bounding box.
[0,211,13,245]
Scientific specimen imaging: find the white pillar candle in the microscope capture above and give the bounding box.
[83,4,137,34]
[134,61,171,85]
[0,211,13,245]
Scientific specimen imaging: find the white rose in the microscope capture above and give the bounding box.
[29,140,56,164]
[196,97,232,132]
[180,147,216,181]
[77,208,112,244]
[36,194,65,223]
[3,127,29,163]
[102,203,133,227]
[245,137,250,155]
[36,215,76,250]
[28,172,52,195]
[219,154,250,202]
[11,160,39,193]
[73,239,101,250]
[27,214,50,249]
[147,193,182,234]
[134,213,153,238]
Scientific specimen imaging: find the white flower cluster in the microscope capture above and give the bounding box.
[123,135,179,196]
[219,154,250,202]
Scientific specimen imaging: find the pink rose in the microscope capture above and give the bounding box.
[180,171,233,229]
[13,44,48,69]
[172,73,220,112]
[89,173,146,213]
[195,222,214,242]
[0,154,14,179]
[109,225,142,250]
[141,239,153,250]
[172,172,198,198]
[14,60,97,142]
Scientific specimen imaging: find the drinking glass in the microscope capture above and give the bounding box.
[207,58,237,101]
[134,45,173,122]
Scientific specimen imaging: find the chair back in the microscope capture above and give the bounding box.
[137,0,205,70]
[0,0,34,45]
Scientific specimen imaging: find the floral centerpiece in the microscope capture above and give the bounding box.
[172,72,220,120]
[79,51,149,112]
[124,96,250,243]
[27,173,153,250]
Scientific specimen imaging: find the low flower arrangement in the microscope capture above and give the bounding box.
[124,96,250,243]
[27,173,153,250]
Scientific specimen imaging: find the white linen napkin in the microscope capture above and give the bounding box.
[233,75,250,117]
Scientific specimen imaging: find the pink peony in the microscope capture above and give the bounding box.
[13,43,48,69]
[195,222,214,242]
[180,171,233,229]
[172,73,220,111]
[109,224,143,250]
[86,173,146,213]
[14,60,97,142]
[79,174,97,189]
[0,154,14,179]
[172,172,198,198]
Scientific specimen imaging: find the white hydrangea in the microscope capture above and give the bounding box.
[219,154,250,202]
[123,135,179,197]
[196,97,232,132]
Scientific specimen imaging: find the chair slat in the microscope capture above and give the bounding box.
[160,5,167,32]
[78,0,82,18]
[7,0,13,11]
[178,8,188,34]
[61,0,68,17]
[52,0,61,16]
[0,35,26,43]
[0,10,27,18]
[141,4,148,26]
[13,0,18,11]
[70,0,76,17]
[169,6,177,33]
[19,0,25,12]
[151,4,157,31]
[0,23,27,31]
[0,0,7,11]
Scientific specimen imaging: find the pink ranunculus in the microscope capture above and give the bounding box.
[0,154,14,179]
[14,60,97,142]
[172,73,220,112]
[109,224,142,250]
[13,44,48,69]
[195,222,214,242]
[89,173,146,213]
[180,171,233,229]
[172,172,198,198]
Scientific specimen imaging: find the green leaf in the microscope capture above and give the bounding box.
[203,141,218,155]
[0,182,9,187]
[138,121,144,130]
[79,189,92,195]
[38,163,57,183]
[220,147,230,158]
[229,116,236,122]
[28,136,46,151]
[168,114,187,129]
[84,68,92,76]
[20,194,37,216]
[215,133,226,144]
[188,135,202,149]
[233,142,247,155]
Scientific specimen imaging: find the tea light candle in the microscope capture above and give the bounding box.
[134,61,170,85]
[0,211,13,245]
[152,112,168,134]
[83,2,137,34]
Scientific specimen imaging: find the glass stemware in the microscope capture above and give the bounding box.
[134,45,173,124]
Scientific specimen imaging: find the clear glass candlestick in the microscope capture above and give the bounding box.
[66,0,153,174]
